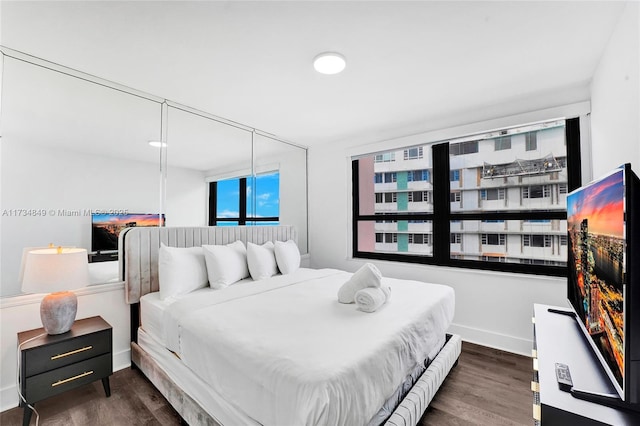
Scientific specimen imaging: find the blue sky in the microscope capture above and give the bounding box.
[217,172,279,218]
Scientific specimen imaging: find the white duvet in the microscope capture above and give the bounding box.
[161,268,455,426]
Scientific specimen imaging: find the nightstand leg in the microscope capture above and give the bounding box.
[101,377,111,397]
[22,405,33,426]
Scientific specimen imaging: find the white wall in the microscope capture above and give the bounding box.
[590,1,640,176]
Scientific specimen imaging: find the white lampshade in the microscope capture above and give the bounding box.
[21,247,89,294]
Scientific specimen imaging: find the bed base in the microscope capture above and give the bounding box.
[131,333,461,426]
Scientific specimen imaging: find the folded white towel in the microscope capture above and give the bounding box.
[355,285,391,313]
[338,263,382,304]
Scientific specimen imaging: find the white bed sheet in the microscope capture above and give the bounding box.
[160,267,454,426]
[140,277,255,347]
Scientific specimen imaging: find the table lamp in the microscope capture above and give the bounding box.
[21,246,90,335]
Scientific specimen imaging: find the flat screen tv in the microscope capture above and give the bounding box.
[567,163,639,406]
[91,213,165,253]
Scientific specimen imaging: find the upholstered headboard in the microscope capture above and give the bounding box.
[119,225,297,304]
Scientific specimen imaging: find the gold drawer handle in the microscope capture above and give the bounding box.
[533,403,541,420]
[52,370,93,387]
[51,346,92,360]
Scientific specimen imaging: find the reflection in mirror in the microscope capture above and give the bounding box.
[165,105,253,227]
[1,55,163,297]
[253,133,308,254]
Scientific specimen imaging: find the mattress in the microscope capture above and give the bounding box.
[140,267,455,426]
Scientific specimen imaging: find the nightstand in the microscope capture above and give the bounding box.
[18,316,113,426]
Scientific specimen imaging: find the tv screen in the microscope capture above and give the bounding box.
[567,163,639,404]
[91,213,165,253]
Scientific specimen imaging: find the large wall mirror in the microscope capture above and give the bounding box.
[0,47,308,298]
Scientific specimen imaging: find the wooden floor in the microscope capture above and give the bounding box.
[1,341,532,426]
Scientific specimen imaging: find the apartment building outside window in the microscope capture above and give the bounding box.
[450,140,478,156]
[407,169,430,182]
[525,132,537,151]
[494,136,511,151]
[352,117,582,276]
[404,147,423,160]
[480,188,505,200]
[375,152,395,163]
[482,233,506,245]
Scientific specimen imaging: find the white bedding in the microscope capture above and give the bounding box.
[150,267,454,426]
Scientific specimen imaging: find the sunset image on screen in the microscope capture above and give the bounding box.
[567,168,625,386]
[92,213,164,252]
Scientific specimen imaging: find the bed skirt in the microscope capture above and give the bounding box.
[131,333,462,426]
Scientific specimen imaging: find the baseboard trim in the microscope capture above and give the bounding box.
[0,348,131,412]
[448,323,533,357]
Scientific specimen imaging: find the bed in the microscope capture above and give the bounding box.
[120,225,461,426]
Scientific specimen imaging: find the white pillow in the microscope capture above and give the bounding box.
[274,240,301,274]
[158,244,208,300]
[247,241,278,280]
[202,241,249,289]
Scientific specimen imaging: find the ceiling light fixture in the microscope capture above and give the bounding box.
[148,141,167,148]
[313,52,346,75]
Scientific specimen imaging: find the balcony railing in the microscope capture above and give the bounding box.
[482,153,563,179]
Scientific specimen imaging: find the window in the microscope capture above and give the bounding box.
[404,147,423,160]
[408,234,431,245]
[523,235,552,247]
[352,117,579,276]
[481,234,505,245]
[480,188,505,200]
[494,136,511,151]
[482,255,506,263]
[559,183,568,194]
[209,172,280,226]
[450,141,478,156]
[408,191,430,203]
[383,193,397,203]
[383,233,397,243]
[374,173,383,183]
[523,185,550,199]
[407,169,430,182]
[375,152,395,163]
[383,172,397,183]
[525,132,537,151]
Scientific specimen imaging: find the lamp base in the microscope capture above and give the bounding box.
[40,291,78,335]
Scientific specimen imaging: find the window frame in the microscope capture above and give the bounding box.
[351,117,582,277]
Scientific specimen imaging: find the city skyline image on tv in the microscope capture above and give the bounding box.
[567,167,625,388]
[91,213,164,252]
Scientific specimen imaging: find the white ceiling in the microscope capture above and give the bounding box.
[0,1,626,147]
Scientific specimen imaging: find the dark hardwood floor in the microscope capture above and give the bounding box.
[1,341,532,426]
